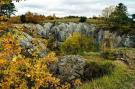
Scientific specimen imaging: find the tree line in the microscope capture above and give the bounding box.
[101,3,135,33]
[1,1,135,26]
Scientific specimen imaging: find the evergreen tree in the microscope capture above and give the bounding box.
[79,17,87,22]
[0,1,16,18]
[132,14,135,20]
[109,3,129,26]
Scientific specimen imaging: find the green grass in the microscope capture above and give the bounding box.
[44,18,105,24]
[44,18,80,23]
[43,18,135,33]
[77,58,135,89]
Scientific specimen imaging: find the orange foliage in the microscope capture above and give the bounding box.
[0,26,82,89]
[0,22,12,31]
[9,16,21,23]
[25,11,46,23]
[0,52,75,89]
[0,33,21,60]
[43,52,57,63]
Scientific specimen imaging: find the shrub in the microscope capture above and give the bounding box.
[9,16,21,23]
[0,54,61,89]
[19,12,46,24]
[46,16,55,20]
[0,22,12,31]
[61,33,94,54]
[101,50,116,60]
[79,17,87,22]
[20,15,26,23]
[101,49,124,60]
[83,61,115,81]
[0,16,8,22]
[0,31,82,89]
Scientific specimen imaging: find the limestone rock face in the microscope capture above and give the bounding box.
[23,23,135,48]
[13,25,48,57]
[13,23,135,57]
[122,35,135,48]
[97,30,135,48]
[53,55,86,82]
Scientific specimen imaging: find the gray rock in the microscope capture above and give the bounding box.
[13,25,48,57]
[122,35,135,48]
[20,32,33,48]
[53,55,86,82]
[23,23,135,48]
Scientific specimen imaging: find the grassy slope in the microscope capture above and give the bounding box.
[78,55,135,89]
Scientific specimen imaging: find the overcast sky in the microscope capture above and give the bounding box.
[14,0,135,17]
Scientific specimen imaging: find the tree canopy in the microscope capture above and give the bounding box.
[132,14,135,20]
[102,6,115,18]
[0,2,16,17]
[109,3,129,25]
[0,0,23,18]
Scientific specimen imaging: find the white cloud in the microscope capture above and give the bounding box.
[14,0,135,17]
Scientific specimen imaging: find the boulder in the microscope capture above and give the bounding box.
[52,55,86,82]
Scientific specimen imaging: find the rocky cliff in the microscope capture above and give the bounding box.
[22,22,135,47]
[12,22,135,57]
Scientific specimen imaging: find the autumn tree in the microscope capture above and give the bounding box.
[20,11,46,23]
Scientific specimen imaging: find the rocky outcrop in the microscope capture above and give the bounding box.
[12,23,135,57]
[23,23,135,48]
[24,23,96,42]
[13,25,48,57]
[51,55,86,82]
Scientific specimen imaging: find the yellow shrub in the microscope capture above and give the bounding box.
[61,32,94,54]
[0,28,82,89]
